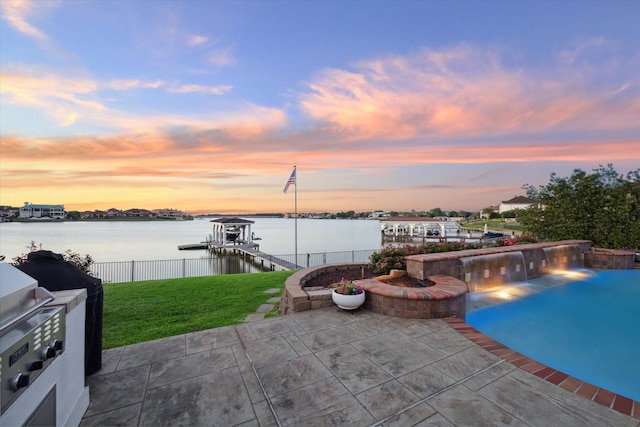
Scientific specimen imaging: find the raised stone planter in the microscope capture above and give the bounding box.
[359,274,467,319]
[279,263,370,315]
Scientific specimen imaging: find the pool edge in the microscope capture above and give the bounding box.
[444,316,640,420]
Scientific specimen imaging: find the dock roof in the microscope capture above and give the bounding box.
[209,217,255,225]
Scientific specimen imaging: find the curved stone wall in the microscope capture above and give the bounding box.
[279,240,594,319]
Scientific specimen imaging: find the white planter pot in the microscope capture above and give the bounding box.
[332,289,366,310]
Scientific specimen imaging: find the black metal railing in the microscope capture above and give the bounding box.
[91,249,376,283]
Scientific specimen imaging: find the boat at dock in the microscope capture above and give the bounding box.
[177,242,208,250]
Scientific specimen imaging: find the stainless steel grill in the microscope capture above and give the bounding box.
[0,263,66,414]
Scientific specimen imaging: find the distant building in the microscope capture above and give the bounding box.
[122,208,155,218]
[19,202,66,219]
[379,216,460,237]
[498,196,536,214]
[368,210,389,219]
[154,208,188,219]
[479,206,499,219]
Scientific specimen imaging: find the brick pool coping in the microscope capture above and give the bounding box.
[445,317,640,420]
[359,275,467,318]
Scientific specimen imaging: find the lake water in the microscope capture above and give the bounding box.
[0,218,383,263]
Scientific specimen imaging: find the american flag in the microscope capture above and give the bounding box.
[283,167,296,193]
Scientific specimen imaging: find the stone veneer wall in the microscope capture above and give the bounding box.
[406,240,592,282]
[358,275,468,319]
[583,248,636,269]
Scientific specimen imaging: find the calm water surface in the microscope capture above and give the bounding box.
[0,218,383,262]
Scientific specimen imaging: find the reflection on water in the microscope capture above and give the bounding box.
[466,269,596,313]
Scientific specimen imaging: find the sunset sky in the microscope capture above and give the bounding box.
[1,1,638,214]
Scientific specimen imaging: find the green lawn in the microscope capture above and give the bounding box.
[102,270,295,348]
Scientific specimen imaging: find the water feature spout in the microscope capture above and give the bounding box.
[543,244,584,271]
[461,252,527,293]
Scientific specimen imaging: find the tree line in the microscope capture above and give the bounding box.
[519,164,639,250]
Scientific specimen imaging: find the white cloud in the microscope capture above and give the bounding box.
[188,34,209,46]
[168,84,232,95]
[108,79,166,91]
[207,48,236,68]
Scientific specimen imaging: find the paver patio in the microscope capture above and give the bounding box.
[81,307,639,426]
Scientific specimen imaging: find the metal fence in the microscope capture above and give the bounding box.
[91,249,377,283]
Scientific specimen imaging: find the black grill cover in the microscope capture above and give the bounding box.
[17,250,103,375]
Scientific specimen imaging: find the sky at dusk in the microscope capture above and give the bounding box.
[1,0,639,214]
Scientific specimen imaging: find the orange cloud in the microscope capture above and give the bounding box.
[1,69,103,126]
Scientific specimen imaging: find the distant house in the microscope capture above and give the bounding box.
[479,206,499,219]
[19,202,66,219]
[122,208,155,218]
[154,208,187,219]
[81,210,107,219]
[499,196,536,214]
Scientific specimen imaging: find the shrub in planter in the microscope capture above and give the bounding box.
[369,241,482,275]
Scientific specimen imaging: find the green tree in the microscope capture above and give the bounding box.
[519,165,640,249]
[430,207,444,217]
[66,210,81,220]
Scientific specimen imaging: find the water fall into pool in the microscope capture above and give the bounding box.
[462,248,640,401]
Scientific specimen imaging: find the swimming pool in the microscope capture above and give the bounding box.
[465,269,640,401]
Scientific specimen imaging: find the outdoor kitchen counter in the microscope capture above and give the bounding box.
[46,288,87,313]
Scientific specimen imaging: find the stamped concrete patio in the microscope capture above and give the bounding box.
[80,306,639,426]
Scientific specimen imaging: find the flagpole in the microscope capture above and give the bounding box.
[283,164,298,268]
[294,164,298,267]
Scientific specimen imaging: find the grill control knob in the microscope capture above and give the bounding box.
[53,339,64,352]
[12,373,30,391]
[30,361,44,371]
[41,346,56,361]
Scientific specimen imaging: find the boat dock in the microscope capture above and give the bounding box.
[209,242,300,270]
[201,216,301,270]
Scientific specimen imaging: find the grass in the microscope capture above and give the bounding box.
[102,270,295,349]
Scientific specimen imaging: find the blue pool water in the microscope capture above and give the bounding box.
[466,269,640,401]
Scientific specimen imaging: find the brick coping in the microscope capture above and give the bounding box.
[444,317,640,420]
[359,274,467,300]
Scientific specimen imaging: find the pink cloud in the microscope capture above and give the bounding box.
[299,44,639,141]
[0,0,50,42]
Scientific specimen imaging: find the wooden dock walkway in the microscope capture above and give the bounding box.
[208,242,300,270]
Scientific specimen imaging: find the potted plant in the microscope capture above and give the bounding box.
[331,278,366,310]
